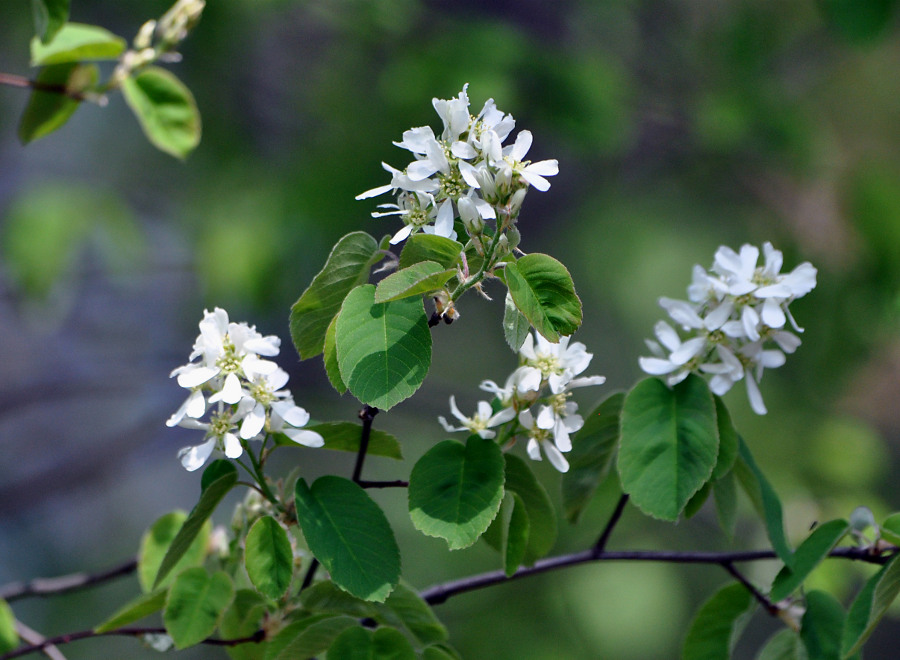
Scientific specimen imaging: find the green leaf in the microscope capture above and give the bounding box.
[30,23,125,65]
[327,626,417,660]
[502,292,531,352]
[164,568,234,649]
[380,583,448,648]
[201,459,238,492]
[324,314,348,393]
[684,481,712,519]
[879,512,900,545]
[503,453,557,563]
[18,63,96,144]
[278,422,403,459]
[682,583,755,660]
[801,590,845,660]
[265,615,357,660]
[31,0,69,43]
[502,493,530,576]
[122,66,201,159]
[770,519,850,601]
[818,0,899,43]
[290,232,382,360]
[300,580,375,619]
[504,253,582,342]
[295,476,400,602]
[153,465,238,588]
[374,262,455,303]
[94,588,167,633]
[561,392,623,523]
[335,284,431,411]
[713,470,739,540]
[423,644,463,660]
[842,554,900,657]
[245,516,293,601]
[712,396,739,480]
[220,589,268,659]
[618,375,719,521]
[138,510,211,592]
[735,438,794,568]
[0,599,19,653]
[398,234,463,270]
[408,435,505,550]
[756,629,808,660]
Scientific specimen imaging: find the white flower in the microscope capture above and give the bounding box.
[438,396,516,439]
[517,332,602,394]
[269,399,325,448]
[518,409,569,473]
[497,130,559,192]
[176,404,250,471]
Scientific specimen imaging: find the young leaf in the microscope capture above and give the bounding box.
[163,568,234,649]
[292,422,402,460]
[800,590,845,660]
[30,23,125,66]
[219,589,268,649]
[618,375,719,521]
[373,261,455,303]
[295,476,400,602]
[18,62,96,144]
[504,253,582,342]
[561,392,623,523]
[841,554,900,657]
[502,292,531,352]
[380,583,449,648]
[300,580,375,619]
[265,614,357,660]
[756,629,808,660]
[398,234,463,269]
[153,464,238,588]
[201,458,238,491]
[290,232,382,360]
[138,510,211,592]
[734,438,794,568]
[122,67,201,159]
[31,0,69,43]
[245,516,293,601]
[879,512,900,545]
[323,314,348,393]
[682,583,755,660]
[503,493,530,576]
[408,435,505,550]
[94,588,167,633]
[327,625,417,660]
[713,470,739,540]
[769,519,850,601]
[335,284,431,411]
[712,395,739,479]
[0,599,18,653]
[503,453,557,563]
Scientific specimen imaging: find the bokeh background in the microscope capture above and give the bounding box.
[2,0,900,657]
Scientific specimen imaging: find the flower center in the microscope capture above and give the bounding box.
[208,409,233,440]
[216,336,242,374]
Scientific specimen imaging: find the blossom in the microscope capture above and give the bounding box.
[516,332,604,394]
[518,409,570,473]
[438,396,516,439]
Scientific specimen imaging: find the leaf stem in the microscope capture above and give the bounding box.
[0,72,86,101]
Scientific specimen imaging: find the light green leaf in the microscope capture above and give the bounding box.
[94,588,167,633]
[408,435,505,550]
[879,512,900,545]
[30,22,125,65]
[31,0,69,43]
[153,463,238,588]
[682,583,755,660]
[842,554,900,657]
[290,232,382,360]
[138,510,210,592]
[735,438,794,568]
[503,453,556,563]
[712,396,739,480]
[245,517,293,601]
[504,253,582,342]
[374,261,455,303]
[220,589,268,660]
[323,314,348,393]
[265,615,357,660]
[756,629,808,660]
[561,392,623,523]
[0,599,19,653]
[770,519,850,601]
[502,292,531,352]
[295,476,400,602]
[279,422,403,459]
[18,63,96,144]
[713,470,739,540]
[327,626,417,660]
[122,66,201,159]
[801,590,845,660]
[164,568,234,649]
[335,284,431,411]
[618,375,719,521]
[398,234,463,269]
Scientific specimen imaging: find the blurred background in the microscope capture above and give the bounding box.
[2,0,900,657]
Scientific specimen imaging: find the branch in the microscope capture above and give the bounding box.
[592,494,629,556]
[0,559,138,603]
[358,479,408,489]
[0,73,86,101]
[0,627,264,660]
[419,546,895,606]
[720,561,777,614]
[351,405,378,483]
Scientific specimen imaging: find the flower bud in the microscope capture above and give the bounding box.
[135,20,157,50]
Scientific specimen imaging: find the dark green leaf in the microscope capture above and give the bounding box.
[423,644,463,660]
[408,435,505,549]
[682,583,755,660]
[800,590,845,660]
[335,284,431,411]
[323,314,348,393]
[30,23,125,65]
[94,588,167,633]
[503,493,530,576]
[842,554,900,657]
[503,453,556,563]
[562,392,623,523]
[245,516,293,601]
[290,232,382,360]
[504,253,582,342]
[220,589,268,647]
[122,66,201,159]
[201,459,238,492]
[138,510,210,592]
[380,583,448,648]
[31,0,69,43]
[713,470,739,540]
[712,396,739,480]
[264,614,356,660]
[18,63,95,144]
[295,476,400,602]
[756,629,808,660]
[818,0,898,43]
[502,292,531,352]
[399,234,463,269]
[618,375,719,521]
[279,422,402,459]
[164,568,234,649]
[374,261,455,303]
[770,519,850,601]
[879,512,900,545]
[327,626,417,660]
[684,481,712,519]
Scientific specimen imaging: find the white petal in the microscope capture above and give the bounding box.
[745,374,767,415]
[526,438,542,462]
[741,306,760,342]
[488,407,517,426]
[639,357,677,375]
[284,429,325,447]
[509,130,533,161]
[760,299,786,328]
[407,159,439,181]
[223,432,243,458]
[536,406,555,430]
[526,159,558,176]
[541,440,570,473]
[451,141,477,159]
[221,373,243,404]
[520,170,551,192]
[670,337,707,366]
[240,403,266,439]
[178,439,216,472]
[389,224,413,245]
[273,401,309,427]
[176,366,219,388]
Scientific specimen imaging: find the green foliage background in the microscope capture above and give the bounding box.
[2,0,900,657]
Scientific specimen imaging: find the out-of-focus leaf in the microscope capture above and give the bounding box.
[0,600,19,653]
[842,554,900,657]
[94,588,167,633]
[770,519,849,601]
[31,0,69,43]
[122,66,201,159]
[18,63,96,144]
[682,583,755,659]
[30,23,124,65]
[163,569,234,649]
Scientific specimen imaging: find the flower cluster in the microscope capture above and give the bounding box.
[167,308,323,471]
[439,332,605,472]
[357,84,558,245]
[639,242,817,414]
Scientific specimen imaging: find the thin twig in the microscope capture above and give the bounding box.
[592,494,629,557]
[351,406,378,484]
[0,73,85,101]
[300,557,320,591]
[13,622,65,660]
[720,561,778,614]
[0,559,138,603]
[357,480,409,489]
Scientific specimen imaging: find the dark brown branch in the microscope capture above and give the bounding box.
[0,559,138,603]
[358,479,408,488]
[720,561,778,614]
[0,73,85,101]
[592,494,629,557]
[352,405,378,484]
